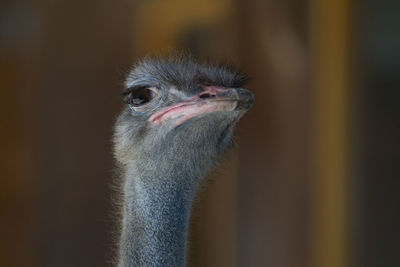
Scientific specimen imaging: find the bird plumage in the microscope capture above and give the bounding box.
[113,55,253,266]
[124,56,247,93]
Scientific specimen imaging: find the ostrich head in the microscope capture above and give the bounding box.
[113,56,254,190]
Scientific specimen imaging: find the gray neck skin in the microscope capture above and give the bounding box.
[118,169,195,267]
[116,114,229,267]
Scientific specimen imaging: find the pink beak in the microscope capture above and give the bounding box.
[148,86,253,127]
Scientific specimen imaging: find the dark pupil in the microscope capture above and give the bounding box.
[130,88,152,106]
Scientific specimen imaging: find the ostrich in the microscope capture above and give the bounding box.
[113,56,254,267]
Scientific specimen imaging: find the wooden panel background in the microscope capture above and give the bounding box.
[309,0,350,266]
[237,1,311,266]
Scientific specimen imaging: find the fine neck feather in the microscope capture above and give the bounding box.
[118,165,198,267]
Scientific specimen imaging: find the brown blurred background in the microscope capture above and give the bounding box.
[1,0,399,266]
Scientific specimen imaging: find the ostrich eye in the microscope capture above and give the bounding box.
[129,87,154,106]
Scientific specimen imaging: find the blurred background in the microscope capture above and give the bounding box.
[1,0,399,266]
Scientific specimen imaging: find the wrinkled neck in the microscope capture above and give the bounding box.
[118,167,197,267]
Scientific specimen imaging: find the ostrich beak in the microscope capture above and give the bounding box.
[149,87,254,126]
[209,87,254,110]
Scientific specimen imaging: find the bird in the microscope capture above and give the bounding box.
[113,55,254,267]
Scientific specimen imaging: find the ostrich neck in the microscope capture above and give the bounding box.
[118,165,197,267]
